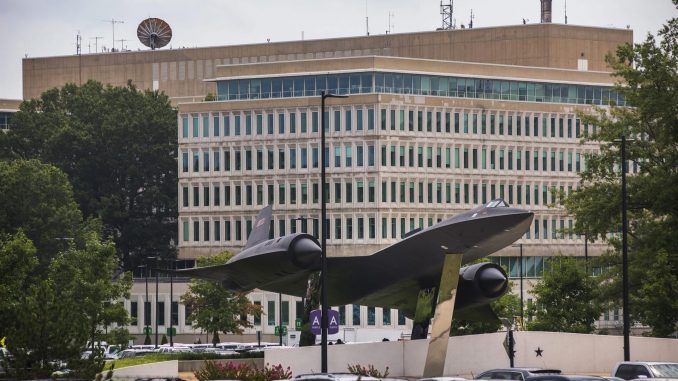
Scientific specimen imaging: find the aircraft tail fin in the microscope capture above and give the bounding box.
[243,205,273,250]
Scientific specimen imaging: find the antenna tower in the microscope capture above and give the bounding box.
[76,31,82,55]
[564,0,568,24]
[440,1,455,30]
[469,9,474,29]
[103,18,125,52]
[90,36,103,53]
[116,38,128,51]
[387,11,395,34]
[365,0,369,36]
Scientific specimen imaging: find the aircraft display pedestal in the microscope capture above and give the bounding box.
[422,253,463,378]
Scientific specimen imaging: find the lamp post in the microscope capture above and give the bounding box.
[512,244,524,324]
[138,264,150,345]
[320,90,348,373]
[614,135,633,361]
[279,293,283,346]
[584,232,589,275]
[147,256,161,348]
[169,259,175,347]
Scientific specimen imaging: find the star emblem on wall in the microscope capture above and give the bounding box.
[535,347,544,357]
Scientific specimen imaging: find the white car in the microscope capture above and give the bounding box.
[156,346,192,353]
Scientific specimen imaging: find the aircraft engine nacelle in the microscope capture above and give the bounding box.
[455,262,508,311]
[225,233,322,290]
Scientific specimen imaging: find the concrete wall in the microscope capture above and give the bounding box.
[264,332,678,378]
[108,360,178,379]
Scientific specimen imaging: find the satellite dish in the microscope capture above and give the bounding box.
[137,18,172,50]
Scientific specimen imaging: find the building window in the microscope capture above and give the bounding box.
[254,301,261,325]
[353,305,361,326]
[367,306,376,325]
[130,301,138,326]
[267,301,276,325]
[157,301,165,325]
[382,308,391,325]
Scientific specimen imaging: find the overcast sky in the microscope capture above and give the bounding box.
[1,0,675,99]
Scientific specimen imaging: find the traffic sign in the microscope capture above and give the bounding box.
[143,326,152,335]
[295,318,302,330]
[166,327,176,337]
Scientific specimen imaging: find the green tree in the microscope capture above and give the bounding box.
[0,80,178,269]
[0,161,131,378]
[451,289,521,336]
[181,252,262,346]
[0,159,82,264]
[106,327,134,349]
[564,7,678,336]
[526,257,602,333]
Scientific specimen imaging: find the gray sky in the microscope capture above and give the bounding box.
[1,0,675,99]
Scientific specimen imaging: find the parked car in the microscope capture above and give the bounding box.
[477,368,562,381]
[0,348,12,376]
[419,377,468,381]
[156,346,192,353]
[612,362,678,380]
[293,373,379,381]
[526,376,608,381]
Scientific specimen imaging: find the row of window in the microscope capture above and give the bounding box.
[214,71,625,106]
[179,214,580,244]
[180,180,577,209]
[128,299,407,328]
[179,145,590,174]
[180,109,595,140]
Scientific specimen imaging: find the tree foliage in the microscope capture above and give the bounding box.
[563,8,678,336]
[0,80,178,269]
[0,160,131,379]
[451,289,521,336]
[526,257,603,333]
[0,159,82,264]
[181,252,262,344]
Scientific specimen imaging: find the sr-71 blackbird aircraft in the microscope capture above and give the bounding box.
[174,199,533,329]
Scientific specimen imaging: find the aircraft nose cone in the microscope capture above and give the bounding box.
[291,237,322,269]
[479,266,507,296]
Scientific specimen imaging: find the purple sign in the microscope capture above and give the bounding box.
[310,309,339,335]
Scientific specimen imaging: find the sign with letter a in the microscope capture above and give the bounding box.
[309,309,340,335]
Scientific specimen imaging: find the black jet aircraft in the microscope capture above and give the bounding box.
[174,199,533,331]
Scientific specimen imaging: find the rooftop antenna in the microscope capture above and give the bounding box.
[103,18,125,52]
[564,0,568,24]
[76,31,82,55]
[387,11,395,34]
[469,9,474,29]
[540,0,552,23]
[116,38,128,51]
[439,0,454,30]
[90,36,103,53]
[137,18,172,50]
[365,0,369,36]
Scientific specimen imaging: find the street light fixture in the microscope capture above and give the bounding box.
[320,90,348,373]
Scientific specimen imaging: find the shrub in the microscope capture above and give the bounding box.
[347,363,390,378]
[195,360,291,381]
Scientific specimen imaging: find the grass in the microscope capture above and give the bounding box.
[108,352,264,369]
